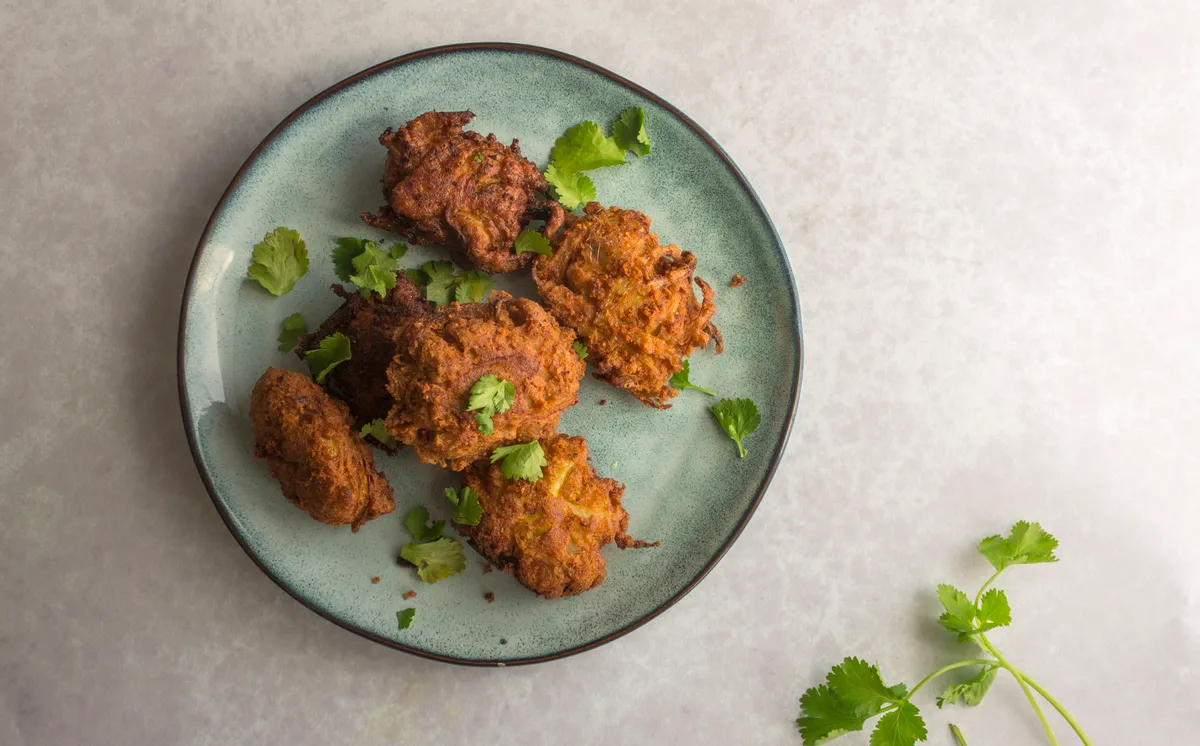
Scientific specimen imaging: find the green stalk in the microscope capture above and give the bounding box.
[905,659,996,699]
[974,568,1005,606]
[950,724,969,746]
[979,634,1059,746]
[1018,673,1094,746]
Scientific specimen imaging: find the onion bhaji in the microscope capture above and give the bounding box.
[295,275,428,428]
[532,202,723,408]
[250,367,395,531]
[385,291,585,470]
[361,111,551,274]
[456,434,656,598]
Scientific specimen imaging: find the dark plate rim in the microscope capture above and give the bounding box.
[176,41,804,667]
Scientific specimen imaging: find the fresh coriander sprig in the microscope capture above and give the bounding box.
[491,440,547,482]
[795,521,1092,746]
[543,109,652,208]
[710,398,760,457]
[669,359,715,396]
[248,227,308,295]
[405,261,493,306]
[465,375,515,435]
[358,418,398,449]
[398,506,465,584]
[277,313,307,352]
[303,332,351,383]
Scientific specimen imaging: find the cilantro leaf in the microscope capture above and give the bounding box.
[399,537,466,583]
[573,341,588,361]
[248,227,308,295]
[797,684,868,745]
[466,375,514,435]
[277,312,307,352]
[359,418,398,449]
[454,270,493,303]
[404,506,444,543]
[514,229,553,257]
[826,657,903,717]
[612,106,651,156]
[669,359,716,396]
[544,165,596,209]
[869,701,927,746]
[349,241,399,298]
[977,521,1059,571]
[419,260,459,306]
[976,588,1012,632]
[937,665,999,708]
[936,584,979,639]
[396,608,415,630]
[474,413,495,436]
[303,332,351,383]
[709,398,761,458]
[332,237,368,282]
[389,242,409,260]
[549,121,627,173]
[491,441,547,482]
[445,486,483,526]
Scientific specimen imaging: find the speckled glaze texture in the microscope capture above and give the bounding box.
[179,46,801,663]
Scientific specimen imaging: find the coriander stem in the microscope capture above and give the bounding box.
[1017,673,1094,746]
[979,634,1058,746]
[905,659,996,699]
[974,568,1006,606]
[950,724,969,746]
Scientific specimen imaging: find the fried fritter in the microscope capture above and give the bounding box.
[456,435,656,599]
[250,367,395,531]
[532,202,723,408]
[384,291,584,470]
[361,111,551,274]
[295,276,428,428]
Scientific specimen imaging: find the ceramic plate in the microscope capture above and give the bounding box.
[178,43,802,665]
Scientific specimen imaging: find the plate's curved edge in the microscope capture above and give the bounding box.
[176,41,804,667]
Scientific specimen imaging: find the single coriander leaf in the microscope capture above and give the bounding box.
[404,505,444,543]
[421,260,459,306]
[612,106,651,156]
[277,312,307,352]
[887,684,909,700]
[349,241,399,298]
[976,588,1012,633]
[796,684,869,745]
[475,412,494,436]
[248,227,309,295]
[669,358,717,396]
[935,584,978,638]
[826,657,902,717]
[399,537,466,583]
[472,153,484,163]
[549,121,628,173]
[544,165,596,209]
[454,269,494,303]
[709,398,762,458]
[572,341,588,361]
[358,418,398,449]
[869,701,927,746]
[513,228,553,257]
[332,237,368,282]
[937,665,999,708]
[404,268,425,285]
[445,486,483,526]
[467,375,515,418]
[396,608,415,630]
[490,440,548,482]
[389,241,409,260]
[978,521,1059,570]
[303,332,351,383]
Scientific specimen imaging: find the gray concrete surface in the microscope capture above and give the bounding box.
[2,1,1197,744]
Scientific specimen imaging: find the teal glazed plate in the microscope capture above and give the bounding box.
[178,43,802,665]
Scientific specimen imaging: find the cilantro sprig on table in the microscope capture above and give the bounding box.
[247,227,309,295]
[710,398,760,458]
[333,237,407,298]
[398,506,465,584]
[302,332,351,383]
[669,359,715,396]
[444,486,483,526]
[796,521,1092,746]
[465,375,515,435]
[544,107,652,209]
[405,261,493,306]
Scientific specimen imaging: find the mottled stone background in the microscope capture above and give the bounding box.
[1,1,1196,744]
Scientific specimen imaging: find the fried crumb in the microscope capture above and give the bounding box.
[484,592,495,603]
[371,576,380,584]
[730,274,745,287]
[482,564,493,574]
[402,590,417,600]
[598,399,607,406]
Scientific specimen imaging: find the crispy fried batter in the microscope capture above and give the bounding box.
[532,202,722,408]
[295,275,428,428]
[250,367,395,531]
[384,291,584,470]
[457,435,656,598]
[361,111,551,274]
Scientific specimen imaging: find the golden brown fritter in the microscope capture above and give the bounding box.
[532,202,723,408]
[384,291,585,470]
[361,111,551,274]
[296,276,428,428]
[456,435,656,599]
[250,367,395,531]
